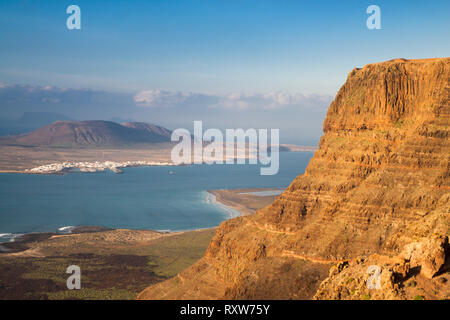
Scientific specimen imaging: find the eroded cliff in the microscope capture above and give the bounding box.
[138,58,450,300]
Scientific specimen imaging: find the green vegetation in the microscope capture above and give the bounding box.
[0,229,216,300]
[394,120,404,128]
[413,295,425,300]
[46,288,136,300]
[142,230,216,277]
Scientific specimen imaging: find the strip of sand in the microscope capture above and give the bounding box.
[208,188,284,216]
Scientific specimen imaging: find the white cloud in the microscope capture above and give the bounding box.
[134,89,332,110]
[134,90,196,108]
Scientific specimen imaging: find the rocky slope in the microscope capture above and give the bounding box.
[121,122,172,138]
[138,58,450,300]
[6,120,172,147]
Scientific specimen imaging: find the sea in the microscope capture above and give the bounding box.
[0,152,313,242]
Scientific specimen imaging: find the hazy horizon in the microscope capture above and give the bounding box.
[1,0,449,145]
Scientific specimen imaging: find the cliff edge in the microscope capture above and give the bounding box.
[138,58,450,300]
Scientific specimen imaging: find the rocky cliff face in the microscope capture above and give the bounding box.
[138,58,450,300]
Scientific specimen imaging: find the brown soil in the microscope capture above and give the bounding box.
[0,228,216,299]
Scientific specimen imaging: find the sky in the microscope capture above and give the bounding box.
[0,0,449,144]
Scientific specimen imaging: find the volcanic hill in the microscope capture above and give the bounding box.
[138,58,449,300]
[5,120,172,147]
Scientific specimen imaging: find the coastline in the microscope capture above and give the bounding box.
[26,160,175,174]
[0,144,175,173]
[0,224,208,253]
[207,188,284,216]
[0,226,112,253]
[0,144,316,174]
[205,191,241,219]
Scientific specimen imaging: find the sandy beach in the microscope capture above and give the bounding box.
[208,188,283,216]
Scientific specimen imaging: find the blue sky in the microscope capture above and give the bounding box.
[0,0,449,144]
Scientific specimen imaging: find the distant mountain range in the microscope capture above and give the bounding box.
[0,112,145,136]
[1,120,172,147]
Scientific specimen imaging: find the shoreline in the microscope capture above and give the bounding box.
[0,145,316,174]
[23,160,176,174]
[0,226,113,253]
[205,191,241,219]
[207,187,284,216]
[0,224,211,253]
[208,189,255,216]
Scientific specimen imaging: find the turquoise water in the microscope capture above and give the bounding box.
[0,152,313,239]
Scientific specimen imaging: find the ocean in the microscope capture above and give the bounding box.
[0,152,313,242]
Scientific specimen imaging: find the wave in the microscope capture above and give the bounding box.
[204,191,240,219]
[0,225,76,243]
[156,229,171,233]
[57,226,76,234]
[0,232,24,243]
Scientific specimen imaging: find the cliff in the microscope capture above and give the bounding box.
[138,58,450,300]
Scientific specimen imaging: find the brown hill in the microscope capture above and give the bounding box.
[121,122,172,138]
[138,57,450,300]
[5,120,172,147]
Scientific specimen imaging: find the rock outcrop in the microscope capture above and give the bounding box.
[314,235,449,300]
[400,235,448,279]
[138,58,450,300]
